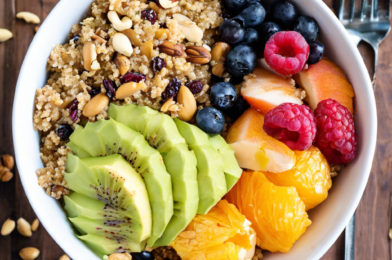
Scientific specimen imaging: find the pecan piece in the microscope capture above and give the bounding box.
[185,46,211,64]
[159,41,186,57]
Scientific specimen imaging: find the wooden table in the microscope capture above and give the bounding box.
[0,0,389,259]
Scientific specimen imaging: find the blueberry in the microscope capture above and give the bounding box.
[270,0,299,29]
[257,22,282,42]
[220,19,245,45]
[131,251,154,260]
[226,45,256,77]
[210,82,237,110]
[234,2,265,28]
[56,124,74,141]
[307,41,324,65]
[223,95,250,120]
[196,107,225,135]
[222,0,247,15]
[237,28,259,46]
[72,35,80,43]
[293,15,319,42]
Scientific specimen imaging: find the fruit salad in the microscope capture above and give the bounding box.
[32,0,357,259]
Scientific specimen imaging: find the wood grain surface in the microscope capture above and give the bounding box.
[0,0,388,259]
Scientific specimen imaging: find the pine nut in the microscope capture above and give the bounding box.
[16,12,40,24]
[116,82,146,100]
[0,29,13,42]
[82,93,109,118]
[19,247,40,260]
[17,218,32,237]
[1,219,15,236]
[59,254,71,260]
[113,33,133,57]
[31,218,39,232]
[108,11,133,31]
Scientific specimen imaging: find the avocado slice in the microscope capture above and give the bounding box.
[67,119,173,246]
[174,118,227,214]
[109,104,199,246]
[64,154,152,243]
[209,134,242,192]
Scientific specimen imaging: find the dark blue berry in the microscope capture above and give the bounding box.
[210,82,237,110]
[103,79,116,99]
[222,0,247,15]
[270,0,299,29]
[226,45,256,77]
[307,41,324,65]
[234,2,265,28]
[67,99,79,122]
[161,78,181,100]
[223,95,250,120]
[186,80,203,94]
[56,124,74,141]
[131,251,154,260]
[88,87,101,97]
[257,22,282,42]
[237,28,259,46]
[141,9,157,24]
[72,35,80,43]
[196,107,225,135]
[152,56,166,73]
[220,19,245,45]
[293,16,319,42]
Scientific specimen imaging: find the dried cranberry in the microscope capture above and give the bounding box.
[103,79,116,99]
[121,72,146,83]
[56,124,74,141]
[67,99,79,122]
[88,87,101,97]
[162,78,181,101]
[152,57,167,73]
[141,9,157,25]
[186,80,203,94]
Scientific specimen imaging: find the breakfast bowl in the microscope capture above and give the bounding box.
[12,0,377,259]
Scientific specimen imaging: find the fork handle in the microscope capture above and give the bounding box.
[345,212,356,260]
[372,46,378,85]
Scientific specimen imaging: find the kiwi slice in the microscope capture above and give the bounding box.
[67,119,173,246]
[64,154,152,245]
[109,104,199,246]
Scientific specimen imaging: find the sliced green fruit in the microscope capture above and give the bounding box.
[78,233,145,258]
[174,118,227,214]
[109,104,199,246]
[209,134,242,192]
[65,154,151,243]
[67,119,173,246]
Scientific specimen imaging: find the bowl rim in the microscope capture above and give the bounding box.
[12,0,377,259]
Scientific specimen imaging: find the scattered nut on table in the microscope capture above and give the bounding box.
[59,254,71,260]
[0,29,13,42]
[2,154,14,170]
[31,218,39,232]
[1,171,13,182]
[19,247,40,260]
[16,12,40,24]
[17,218,32,237]
[1,219,16,236]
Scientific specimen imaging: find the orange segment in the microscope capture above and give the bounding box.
[226,108,296,173]
[171,200,256,260]
[294,58,355,113]
[241,68,302,114]
[264,146,332,211]
[226,170,311,253]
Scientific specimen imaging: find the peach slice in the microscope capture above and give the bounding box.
[226,108,296,173]
[241,68,303,115]
[293,58,355,114]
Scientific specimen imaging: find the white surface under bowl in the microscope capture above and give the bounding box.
[12,0,377,259]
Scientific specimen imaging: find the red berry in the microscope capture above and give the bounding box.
[264,31,309,76]
[314,99,357,164]
[263,103,316,151]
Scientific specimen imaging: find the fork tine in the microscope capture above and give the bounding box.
[371,0,379,20]
[349,0,355,21]
[360,0,367,20]
[338,0,345,20]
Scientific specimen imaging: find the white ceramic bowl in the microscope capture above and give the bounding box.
[12,0,377,259]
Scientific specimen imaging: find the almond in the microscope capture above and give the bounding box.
[185,46,211,64]
[1,219,15,236]
[59,254,71,260]
[121,29,141,47]
[177,86,197,121]
[31,219,39,232]
[2,154,14,170]
[19,247,40,260]
[140,41,154,61]
[82,93,109,117]
[17,218,32,237]
[159,41,186,57]
[116,82,146,100]
[1,171,13,182]
[114,54,131,75]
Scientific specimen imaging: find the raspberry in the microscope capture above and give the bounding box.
[263,103,316,151]
[264,31,309,76]
[314,99,357,164]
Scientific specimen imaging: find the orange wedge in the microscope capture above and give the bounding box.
[226,108,296,173]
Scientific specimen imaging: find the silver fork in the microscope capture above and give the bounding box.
[338,0,391,84]
[337,0,390,259]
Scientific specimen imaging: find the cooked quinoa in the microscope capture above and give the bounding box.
[33,0,226,199]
